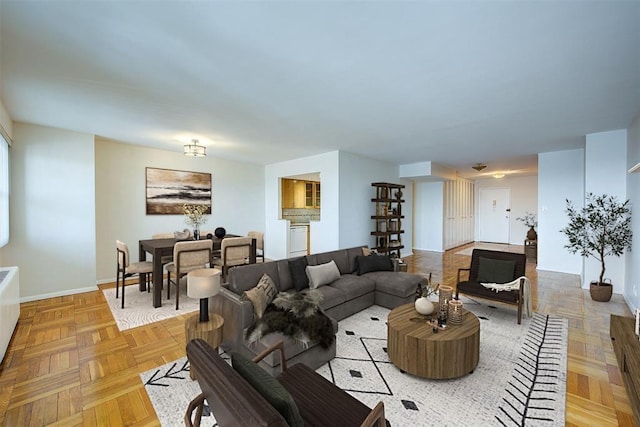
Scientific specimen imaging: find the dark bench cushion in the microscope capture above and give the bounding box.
[477,257,516,283]
[278,362,390,427]
[186,339,287,426]
[232,352,304,427]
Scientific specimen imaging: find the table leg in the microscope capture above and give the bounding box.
[152,248,163,308]
[139,242,147,292]
[250,238,256,264]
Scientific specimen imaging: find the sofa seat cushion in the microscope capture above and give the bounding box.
[457,281,519,303]
[367,271,424,298]
[304,285,347,311]
[278,363,389,427]
[328,274,375,300]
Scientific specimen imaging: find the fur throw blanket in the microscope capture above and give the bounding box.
[245,290,336,349]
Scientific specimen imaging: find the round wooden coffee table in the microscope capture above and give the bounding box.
[387,302,480,379]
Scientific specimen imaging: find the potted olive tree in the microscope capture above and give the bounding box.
[560,193,632,301]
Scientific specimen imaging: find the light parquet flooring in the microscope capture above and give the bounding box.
[0,246,636,426]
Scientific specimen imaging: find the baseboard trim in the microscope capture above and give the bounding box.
[20,286,99,303]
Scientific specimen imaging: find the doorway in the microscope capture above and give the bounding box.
[478,188,511,243]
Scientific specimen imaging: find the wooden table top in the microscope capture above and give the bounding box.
[387,302,480,379]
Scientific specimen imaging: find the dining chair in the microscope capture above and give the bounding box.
[212,236,253,280]
[116,240,154,309]
[247,231,264,262]
[166,240,213,310]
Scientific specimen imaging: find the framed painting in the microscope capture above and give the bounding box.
[146,167,212,215]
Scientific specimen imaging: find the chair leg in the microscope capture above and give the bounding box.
[175,269,180,310]
[167,272,171,300]
[121,271,126,309]
[517,300,522,325]
[116,266,120,299]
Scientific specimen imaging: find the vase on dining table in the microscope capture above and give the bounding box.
[193,229,200,240]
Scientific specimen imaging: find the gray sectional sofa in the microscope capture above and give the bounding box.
[212,246,426,375]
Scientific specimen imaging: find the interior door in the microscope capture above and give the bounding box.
[478,188,510,243]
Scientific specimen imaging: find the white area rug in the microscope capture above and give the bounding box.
[142,298,567,426]
[103,281,199,331]
[455,242,524,257]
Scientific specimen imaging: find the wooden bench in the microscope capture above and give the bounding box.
[185,338,387,427]
[456,249,527,324]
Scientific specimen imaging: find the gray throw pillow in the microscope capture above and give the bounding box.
[477,257,516,284]
[305,260,341,289]
[231,353,304,427]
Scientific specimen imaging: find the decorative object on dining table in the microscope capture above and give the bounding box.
[214,227,226,239]
[145,167,211,215]
[516,211,538,241]
[174,229,190,241]
[448,299,464,324]
[183,203,209,239]
[187,268,221,323]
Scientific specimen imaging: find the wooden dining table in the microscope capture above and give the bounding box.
[138,234,255,308]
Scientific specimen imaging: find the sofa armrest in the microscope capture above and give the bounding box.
[360,401,386,427]
[457,268,470,284]
[252,340,287,373]
[211,287,255,353]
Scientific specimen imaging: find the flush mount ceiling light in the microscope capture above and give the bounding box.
[472,163,487,171]
[493,173,505,179]
[184,139,206,157]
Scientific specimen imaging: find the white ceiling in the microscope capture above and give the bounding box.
[1,1,638,179]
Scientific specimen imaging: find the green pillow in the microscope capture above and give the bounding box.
[231,352,304,427]
[477,257,516,284]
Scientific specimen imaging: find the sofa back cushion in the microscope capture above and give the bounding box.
[347,247,367,273]
[275,259,295,292]
[231,352,304,427]
[228,262,280,295]
[314,249,350,274]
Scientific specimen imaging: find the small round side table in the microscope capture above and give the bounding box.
[185,312,224,380]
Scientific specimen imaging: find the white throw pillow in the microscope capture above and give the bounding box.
[306,260,341,289]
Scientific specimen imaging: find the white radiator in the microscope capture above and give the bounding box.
[0,266,19,363]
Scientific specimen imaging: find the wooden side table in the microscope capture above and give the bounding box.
[524,239,537,261]
[185,312,224,379]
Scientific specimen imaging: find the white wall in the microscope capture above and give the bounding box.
[413,181,444,252]
[475,175,538,245]
[625,114,640,312]
[537,149,584,274]
[95,139,265,282]
[265,151,340,260]
[265,150,411,260]
[338,151,412,257]
[2,123,96,300]
[584,130,628,292]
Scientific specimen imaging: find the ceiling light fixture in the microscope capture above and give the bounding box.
[493,173,505,179]
[184,139,206,157]
[472,163,487,171]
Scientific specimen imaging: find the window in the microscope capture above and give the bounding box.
[0,135,8,247]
